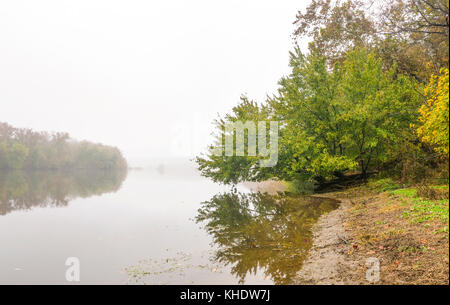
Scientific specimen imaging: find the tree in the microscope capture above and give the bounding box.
[275,48,421,179]
[337,49,421,176]
[0,140,28,169]
[379,0,449,80]
[416,68,449,156]
[196,48,421,184]
[379,0,449,37]
[0,122,127,170]
[294,0,376,64]
[293,0,449,82]
[196,97,278,184]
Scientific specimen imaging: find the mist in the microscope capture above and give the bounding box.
[0,0,308,166]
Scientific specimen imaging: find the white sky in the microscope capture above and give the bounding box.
[0,0,309,166]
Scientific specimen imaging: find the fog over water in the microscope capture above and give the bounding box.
[0,0,309,166]
[0,163,339,284]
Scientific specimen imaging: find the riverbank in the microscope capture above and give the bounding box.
[295,181,449,285]
[295,193,356,284]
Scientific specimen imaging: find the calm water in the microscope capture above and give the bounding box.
[0,161,339,284]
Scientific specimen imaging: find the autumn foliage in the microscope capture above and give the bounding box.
[417,68,449,157]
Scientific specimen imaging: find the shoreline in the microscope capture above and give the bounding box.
[243,180,359,284]
[294,193,356,284]
[243,180,449,285]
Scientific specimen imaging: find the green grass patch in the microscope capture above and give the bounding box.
[391,188,417,198]
[390,186,449,226]
[402,199,449,224]
[369,178,401,192]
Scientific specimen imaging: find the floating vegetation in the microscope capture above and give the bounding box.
[124,251,226,284]
[125,252,192,284]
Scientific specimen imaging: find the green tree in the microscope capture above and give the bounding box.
[0,122,127,170]
[335,49,421,176]
[196,97,276,184]
[0,140,29,169]
[196,48,421,184]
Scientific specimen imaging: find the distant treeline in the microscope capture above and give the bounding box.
[0,122,127,170]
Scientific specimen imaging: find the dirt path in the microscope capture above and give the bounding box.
[294,196,357,284]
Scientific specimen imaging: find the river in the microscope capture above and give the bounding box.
[0,160,338,284]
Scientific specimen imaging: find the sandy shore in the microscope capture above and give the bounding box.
[294,195,356,284]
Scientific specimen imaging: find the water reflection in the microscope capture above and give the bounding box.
[196,189,339,284]
[0,169,127,215]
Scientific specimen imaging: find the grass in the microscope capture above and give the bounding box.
[364,178,449,231]
[402,199,449,223]
[387,185,449,225]
[344,178,449,284]
[392,188,417,198]
[368,178,402,192]
[397,245,428,253]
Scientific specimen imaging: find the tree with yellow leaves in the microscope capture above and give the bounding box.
[417,68,449,157]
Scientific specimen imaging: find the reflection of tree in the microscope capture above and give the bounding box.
[196,189,339,284]
[0,169,127,215]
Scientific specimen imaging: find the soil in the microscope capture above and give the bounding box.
[295,188,449,285]
[295,196,357,284]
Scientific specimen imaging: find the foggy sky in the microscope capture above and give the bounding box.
[0,0,309,166]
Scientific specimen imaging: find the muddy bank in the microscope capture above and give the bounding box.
[294,195,356,284]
